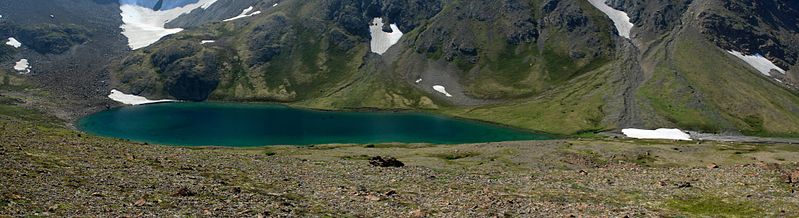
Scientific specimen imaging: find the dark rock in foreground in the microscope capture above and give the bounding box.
[369,156,404,167]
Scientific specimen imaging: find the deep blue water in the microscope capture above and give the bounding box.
[77,102,550,146]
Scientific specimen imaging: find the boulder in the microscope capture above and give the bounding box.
[369,156,404,167]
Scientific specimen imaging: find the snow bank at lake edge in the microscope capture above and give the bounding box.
[108,89,176,105]
[622,128,692,141]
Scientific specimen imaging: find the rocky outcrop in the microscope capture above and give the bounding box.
[606,0,692,41]
[246,15,293,66]
[0,23,89,54]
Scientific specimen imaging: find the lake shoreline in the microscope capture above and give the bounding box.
[77,102,553,147]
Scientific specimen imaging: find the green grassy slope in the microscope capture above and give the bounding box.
[664,29,799,136]
[447,64,612,135]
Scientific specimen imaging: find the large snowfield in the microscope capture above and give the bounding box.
[108,89,176,105]
[369,18,403,55]
[622,128,692,141]
[119,0,218,50]
[586,0,634,39]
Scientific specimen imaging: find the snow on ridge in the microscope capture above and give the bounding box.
[5,37,21,48]
[432,85,453,97]
[622,128,692,141]
[108,89,176,105]
[369,18,403,55]
[586,0,634,39]
[14,59,30,74]
[200,40,215,44]
[119,0,219,50]
[223,6,262,22]
[727,50,786,76]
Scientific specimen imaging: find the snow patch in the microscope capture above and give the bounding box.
[223,6,261,22]
[13,59,30,74]
[622,128,692,141]
[200,40,215,44]
[108,89,176,105]
[433,85,452,97]
[415,78,422,84]
[586,0,634,39]
[727,50,786,76]
[119,0,218,50]
[273,3,278,7]
[369,18,403,55]
[5,37,21,48]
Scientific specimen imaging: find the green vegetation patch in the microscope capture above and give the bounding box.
[666,196,763,217]
[432,151,480,160]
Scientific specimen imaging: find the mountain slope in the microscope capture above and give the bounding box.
[105,0,799,136]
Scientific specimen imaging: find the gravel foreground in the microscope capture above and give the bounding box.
[2,113,799,217]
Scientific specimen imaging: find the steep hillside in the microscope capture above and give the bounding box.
[105,0,799,136]
[0,0,129,116]
[110,0,615,104]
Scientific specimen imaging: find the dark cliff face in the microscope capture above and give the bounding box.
[112,0,618,101]
[699,0,799,70]
[607,0,692,40]
[605,0,797,72]
[319,0,442,38]
[402,0,614,99]
[113,0,447,102]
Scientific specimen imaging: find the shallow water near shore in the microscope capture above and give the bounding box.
[77,102,551,146]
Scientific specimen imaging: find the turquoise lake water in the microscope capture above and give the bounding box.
[77,102,550,146]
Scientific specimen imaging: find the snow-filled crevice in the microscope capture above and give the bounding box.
[586,0,634,39]
[433,85,453,97]
[223,6,262,22]
[369,18,403,55]
[119,0,218,50]
[727,50,786,76]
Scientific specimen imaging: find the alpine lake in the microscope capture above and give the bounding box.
[78,102,551,146]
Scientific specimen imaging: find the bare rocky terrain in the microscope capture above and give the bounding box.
[2,0,799,216]
[2,101,799,217]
